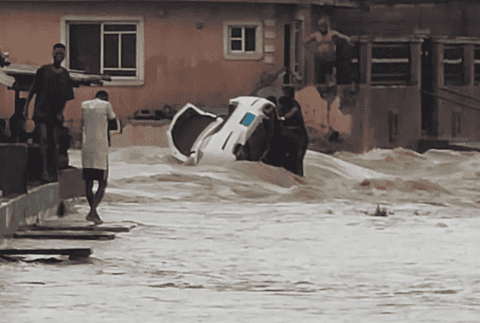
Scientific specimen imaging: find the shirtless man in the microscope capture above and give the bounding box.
[81,91,116,225]
[305,16,353,86]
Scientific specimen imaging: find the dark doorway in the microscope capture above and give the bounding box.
[421,38,436,136]
[284,24,291,85]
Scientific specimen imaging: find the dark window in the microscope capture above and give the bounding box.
[229,26,257,53]
[104,34,119,68]
[121,34,136,68]
[245,28,256,52]
[444,45,464,86]
[231,28,242,38]
[474,46,480,84]
[371,43,411,86]
[69,22,137,78]
[69,24,101,74]
[104,24,136,32]
[231,40,242,51]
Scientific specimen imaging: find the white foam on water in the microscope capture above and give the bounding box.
[10,145,477,322]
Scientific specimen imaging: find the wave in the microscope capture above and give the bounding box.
[69,146,480,206]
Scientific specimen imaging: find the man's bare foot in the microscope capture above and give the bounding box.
[86,211,103,225]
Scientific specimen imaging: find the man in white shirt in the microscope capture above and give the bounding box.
[82,90,116,224]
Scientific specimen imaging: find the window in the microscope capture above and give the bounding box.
[474,45,480,84]
[371,42,410,86]
[240,112,256,126]
[443,45,464,86]
[61,16,144,86]
[223,21,263,60]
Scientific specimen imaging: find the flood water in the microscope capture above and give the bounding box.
[1,146,480,322]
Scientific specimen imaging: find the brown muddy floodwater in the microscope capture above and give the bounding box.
[1,147,480,322]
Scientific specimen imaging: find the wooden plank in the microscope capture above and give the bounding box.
[0,248,91,257]
[14,230,115,240]
[17,224,134,233]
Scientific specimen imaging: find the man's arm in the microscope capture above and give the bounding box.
[331,30,353,46]
[72,75,112,87]
[107,103,118,131]
[23,84,36,118]
[23,67,44,118]
[283,107,299,120]
[304,32,318,45]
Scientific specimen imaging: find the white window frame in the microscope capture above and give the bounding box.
[61,16,145,86]
[223,21,263,60]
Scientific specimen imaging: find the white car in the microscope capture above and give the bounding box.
[168,96,276,166]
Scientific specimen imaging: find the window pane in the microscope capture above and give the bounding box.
[231,40,242,51]
[104,24,136,32]
[69,24,101,74]
[103,70,136,77]
[104,34,119,68]
[245,27,256,52]
[231,27,241,38]
[444,46,463,60]
[121,34,136,68]
[373,44,409,59]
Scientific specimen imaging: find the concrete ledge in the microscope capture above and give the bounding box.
[0,183,60,245]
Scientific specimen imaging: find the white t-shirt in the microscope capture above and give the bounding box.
[81,98,116,170]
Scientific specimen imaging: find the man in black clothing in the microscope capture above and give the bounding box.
[276,95,309,177]
[23,43,75,182]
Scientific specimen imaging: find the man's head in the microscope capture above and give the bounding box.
[95,90,109,101]
[317,16,330,35]
[278,96,294,115]
[282,86,295,99]
[52,43,66,65]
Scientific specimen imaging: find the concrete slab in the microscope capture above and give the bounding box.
[0,248,91,257]
[14,230,115,240]
[18,223,135,233]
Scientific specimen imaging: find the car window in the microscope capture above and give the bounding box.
[240,113,256,127]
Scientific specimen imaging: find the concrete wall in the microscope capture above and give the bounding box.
[0,183,60,246]
[436,86,480,141]
[300,84,368,154]
[300,83,421,154]
[369,86,421,150]
[0,1,296,120]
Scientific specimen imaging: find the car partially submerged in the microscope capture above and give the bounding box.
[167,96,278,166]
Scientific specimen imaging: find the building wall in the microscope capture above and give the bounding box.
[368,86,421,150]
[335,2,480,38]
[437,86,480,141]
[0,1,297,120]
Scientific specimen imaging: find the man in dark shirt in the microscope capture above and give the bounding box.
[23,43,75,182]
[277,95,309,177]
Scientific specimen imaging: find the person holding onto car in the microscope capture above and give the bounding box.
[276,91,309,177]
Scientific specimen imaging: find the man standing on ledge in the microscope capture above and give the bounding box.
[23,43,75,183]
[304,16,354,86]
[82,90,116,225]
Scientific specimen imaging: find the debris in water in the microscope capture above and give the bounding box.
[373,205,387,217]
